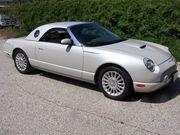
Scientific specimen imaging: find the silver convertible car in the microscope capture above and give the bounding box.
[3,22,178,100]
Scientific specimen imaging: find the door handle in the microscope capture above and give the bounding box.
[38,48,44,50]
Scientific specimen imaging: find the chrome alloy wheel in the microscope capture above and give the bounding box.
[102,71,125,96]
[15,53,27,71]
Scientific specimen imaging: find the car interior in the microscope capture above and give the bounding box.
[40,28,70,44]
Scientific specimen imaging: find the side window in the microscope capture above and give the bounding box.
[40,28,70,44]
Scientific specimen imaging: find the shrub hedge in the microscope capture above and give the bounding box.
[2,0,180,60]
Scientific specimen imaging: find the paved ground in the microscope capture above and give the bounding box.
[0,40,180,135]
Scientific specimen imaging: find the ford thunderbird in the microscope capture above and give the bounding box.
[3,22,178,100]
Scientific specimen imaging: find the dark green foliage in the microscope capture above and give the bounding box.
[3,0,180,60]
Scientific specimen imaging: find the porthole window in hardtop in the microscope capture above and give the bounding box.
[34,30,40,38]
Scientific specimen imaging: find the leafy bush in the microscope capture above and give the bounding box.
[2,0,180,60]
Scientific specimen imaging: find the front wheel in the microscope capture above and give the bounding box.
[14,50,32,74]
[98,66,133,100]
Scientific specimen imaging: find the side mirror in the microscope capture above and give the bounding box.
[61,38,73,45]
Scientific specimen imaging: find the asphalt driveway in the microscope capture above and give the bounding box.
[0,40,180,135]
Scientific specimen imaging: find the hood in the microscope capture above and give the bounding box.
[99,39,171,65]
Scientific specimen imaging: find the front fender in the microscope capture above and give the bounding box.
[82,46,164,83]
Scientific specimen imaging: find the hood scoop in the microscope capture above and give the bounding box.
[140,44,146,49]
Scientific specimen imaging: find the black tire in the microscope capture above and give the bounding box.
[98,66,133,100]
[14,50,32,74]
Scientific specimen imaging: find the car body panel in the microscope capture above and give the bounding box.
[3,22,177,93]
[35,41,83,78]
[103,39,171,65]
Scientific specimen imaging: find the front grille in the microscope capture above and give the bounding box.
[161,65,177,81]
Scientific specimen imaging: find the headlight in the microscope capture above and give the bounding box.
[143,58,155,72]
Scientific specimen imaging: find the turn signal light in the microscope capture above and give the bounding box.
[136,84,145,88]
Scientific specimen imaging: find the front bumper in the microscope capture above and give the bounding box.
[134,70,178,93]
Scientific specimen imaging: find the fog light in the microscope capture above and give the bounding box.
[164,75,169,82]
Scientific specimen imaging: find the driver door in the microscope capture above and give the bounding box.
[35,28,83,78]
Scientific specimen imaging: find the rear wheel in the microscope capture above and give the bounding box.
[14,50,32,74]
[98,66,133,100]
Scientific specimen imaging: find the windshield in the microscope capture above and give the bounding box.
[70,23,125,47]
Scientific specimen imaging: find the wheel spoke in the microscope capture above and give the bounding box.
[118,82,124,85]
[117,78,123,82]
[117,87,123,92]
[102,77,108,82]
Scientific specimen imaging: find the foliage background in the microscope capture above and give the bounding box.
[1,0,180,60]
